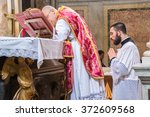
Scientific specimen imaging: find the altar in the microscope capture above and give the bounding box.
[0,36,65,100]
[0,36,64,68]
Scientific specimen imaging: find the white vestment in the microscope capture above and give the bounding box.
[110,40,142,100]
[53,19,106,100]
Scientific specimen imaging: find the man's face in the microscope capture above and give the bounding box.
[110,27,121,45]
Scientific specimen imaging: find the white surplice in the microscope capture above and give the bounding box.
[110,41,143,100]
[53,19,106,100]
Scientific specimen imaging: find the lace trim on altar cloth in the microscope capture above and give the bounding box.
[79,91,106,100]
[0,48,38,59]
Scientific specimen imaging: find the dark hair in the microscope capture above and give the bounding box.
[98,50,104,55]
[110,22,127,34]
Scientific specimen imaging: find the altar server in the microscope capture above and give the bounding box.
[108,22,143,100]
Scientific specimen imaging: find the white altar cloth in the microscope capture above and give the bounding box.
[0,37,64,68]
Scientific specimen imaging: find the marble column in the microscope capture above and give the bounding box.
[0,0,11,36]
[0,0,8,100]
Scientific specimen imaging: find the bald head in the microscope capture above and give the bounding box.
[42,5,58,27]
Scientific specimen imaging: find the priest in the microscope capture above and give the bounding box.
[108,22,142,100]
[42,5,106,100]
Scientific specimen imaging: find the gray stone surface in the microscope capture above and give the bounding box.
[133,62,150,100]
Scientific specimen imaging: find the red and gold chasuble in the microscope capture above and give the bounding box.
[58,6,104,95]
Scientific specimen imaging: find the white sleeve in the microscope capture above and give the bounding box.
[110,44,139,84]
[53,19,71,41]
[110,58,129,82]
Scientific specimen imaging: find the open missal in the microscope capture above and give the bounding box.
[15,8,53,38]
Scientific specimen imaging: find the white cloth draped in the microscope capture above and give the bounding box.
[37,38,63,68]
[53,19,106,100]
[0,36,63,68]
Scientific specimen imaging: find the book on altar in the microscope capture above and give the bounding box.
[15,8,53,38]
